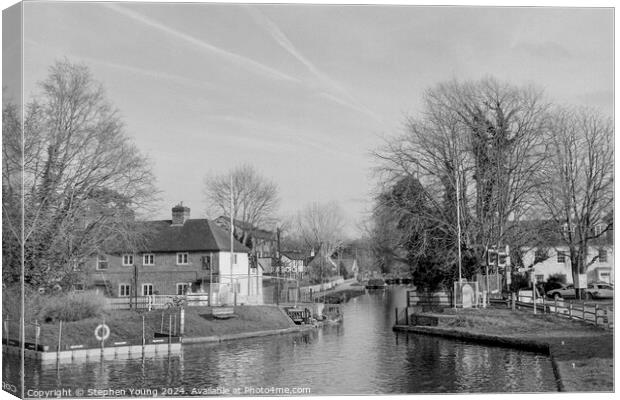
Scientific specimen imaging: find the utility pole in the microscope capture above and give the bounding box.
[276,227,282,305]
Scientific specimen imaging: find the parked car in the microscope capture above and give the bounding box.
[546,284,575,299]
[586,283,614,299]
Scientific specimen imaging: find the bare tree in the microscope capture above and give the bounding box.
[535,106,613,297]
[203,164,279,246]
[2,60,158,289]
[373,77,549,284]
[295,201,347,280]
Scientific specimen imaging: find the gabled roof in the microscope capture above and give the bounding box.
[281,251,309,261]
[140,219,250,253]
[214,216,275,240]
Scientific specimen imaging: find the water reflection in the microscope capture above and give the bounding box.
[3,286,558,394]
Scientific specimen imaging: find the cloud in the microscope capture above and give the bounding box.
[104,3,300,84]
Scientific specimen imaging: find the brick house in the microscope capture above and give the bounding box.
[82,204,262,303]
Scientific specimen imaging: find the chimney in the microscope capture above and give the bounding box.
[172,202,190,225]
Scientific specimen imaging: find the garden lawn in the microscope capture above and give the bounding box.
[15,305,294,350]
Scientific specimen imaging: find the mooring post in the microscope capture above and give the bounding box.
[101,318,105,356]
[405,307,409,325]
[57,320,63,357]
[35,320,40,351]
[395,307,398,325]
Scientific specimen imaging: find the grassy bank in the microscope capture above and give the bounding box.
[397,307,613,391]
[9,305,294,350]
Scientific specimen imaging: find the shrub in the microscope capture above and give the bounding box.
[37,290,106,323]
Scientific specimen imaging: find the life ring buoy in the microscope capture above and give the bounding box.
[94,324,110,341]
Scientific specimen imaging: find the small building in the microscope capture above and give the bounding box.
[82,204,263,304]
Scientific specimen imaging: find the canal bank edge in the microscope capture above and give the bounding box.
[182,324,316,344]
[392,325,613,392]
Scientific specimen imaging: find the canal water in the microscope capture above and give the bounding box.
[3,286,558,395]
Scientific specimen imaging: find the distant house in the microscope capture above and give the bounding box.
[213,216,276,258]
[82,204,263,304]
[519,221,614,285]
[280,251,309,277]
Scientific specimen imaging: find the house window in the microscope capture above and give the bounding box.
[142,283,154,296]
[119,284,131,297]
[535,275,544,283]
[122,254,134,266]
[176,283,189,295]
[594,224,606,237]
[177,252,189,265]
[96,254,109,270]
[556,252,566,263]
[143,254,154,266]
[202,254,212,270]
[598,249,608,263]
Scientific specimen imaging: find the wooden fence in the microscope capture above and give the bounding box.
[491,292,613,329]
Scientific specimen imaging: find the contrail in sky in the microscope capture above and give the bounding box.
[244,5,384,123]
[104,3,300,84]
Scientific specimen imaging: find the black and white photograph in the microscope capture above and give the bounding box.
[1,0,615,398]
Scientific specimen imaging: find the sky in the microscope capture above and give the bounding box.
[2,1,614,235]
